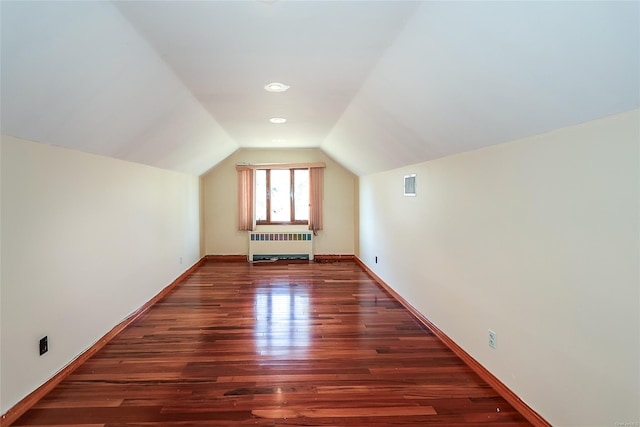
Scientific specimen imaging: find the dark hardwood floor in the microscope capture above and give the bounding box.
[13,260,532,426]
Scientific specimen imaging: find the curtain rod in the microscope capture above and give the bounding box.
[235,162,326,170]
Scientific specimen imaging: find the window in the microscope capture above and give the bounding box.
[236,162,323,232]
[255,168,309,224]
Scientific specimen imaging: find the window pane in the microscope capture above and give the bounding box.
[255,169,267,222]
[270,169,290,222]
[294,169,309,221]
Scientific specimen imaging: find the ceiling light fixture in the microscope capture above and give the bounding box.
[269,117,287,124]
[264,82,290,93]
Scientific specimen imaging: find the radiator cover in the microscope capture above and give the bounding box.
[248,232,314,261]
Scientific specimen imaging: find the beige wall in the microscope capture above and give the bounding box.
[0,135,201,414]
[357,109,640,426]
[202,148,356,256]
[3,114,636,424]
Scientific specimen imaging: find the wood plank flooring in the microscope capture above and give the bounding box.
[12,260,533,426]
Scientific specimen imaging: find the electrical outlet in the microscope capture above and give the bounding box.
[39,336,48,356]
[179,256,183,264]
[488,330,497,349]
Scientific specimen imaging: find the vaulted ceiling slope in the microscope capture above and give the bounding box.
[1,1,237,175]
[1,1,638,177]
[324,1,640,175]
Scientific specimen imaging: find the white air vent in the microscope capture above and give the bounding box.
[404,174,416,196]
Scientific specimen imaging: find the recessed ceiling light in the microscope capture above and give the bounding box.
[264,82,290,93]
[269,117,287,124]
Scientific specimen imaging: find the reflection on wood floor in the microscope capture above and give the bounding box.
[13,260,533,426]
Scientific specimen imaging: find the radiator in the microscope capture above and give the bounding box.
[248,231,314,261]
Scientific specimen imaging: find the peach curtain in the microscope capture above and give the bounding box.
[308,167,324,235]
[237,168,254,231]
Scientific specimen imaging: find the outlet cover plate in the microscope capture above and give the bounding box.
[39,336,48,355]
[488,330,497,349]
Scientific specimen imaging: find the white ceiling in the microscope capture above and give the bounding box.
[1,1,638,176]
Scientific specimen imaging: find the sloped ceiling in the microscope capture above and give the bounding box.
[1,1,638,176]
